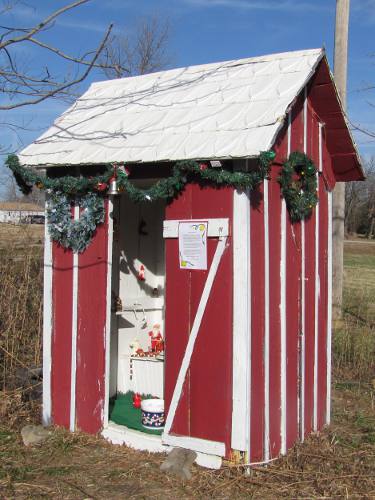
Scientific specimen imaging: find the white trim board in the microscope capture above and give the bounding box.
[162,433,225,457]
[42,198,53,426]
[103,198,114,428]
[326,191,333,425]
[102,423,222,469]
[69,204,79,432]
[163,218,229,238]
[263,179,270,461]
[231,189,251,453]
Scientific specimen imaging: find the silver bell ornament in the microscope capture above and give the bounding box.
[108,164,120,195]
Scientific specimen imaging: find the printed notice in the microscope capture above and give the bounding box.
[178,222,208,270]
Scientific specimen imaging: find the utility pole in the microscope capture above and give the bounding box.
[332,0,350,321]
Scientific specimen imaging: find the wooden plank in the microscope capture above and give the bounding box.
[75,202,108,434]
[42,198,53,426]
[164,187,192,437]
[231,188,251,452]
[317,177,328,429]
[187,185,233,451]
[285,95,303,450]
[104,198,114,428]
[51,242,73,428]
[163,218,229,238]
[268,119,288,457]
[326,190,333,425]
[163,235,227,438]
[249,182,265,462]
[70,205,79,432]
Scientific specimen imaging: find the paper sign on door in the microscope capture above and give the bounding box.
[178,221,208,270]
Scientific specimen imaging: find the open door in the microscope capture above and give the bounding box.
[162,217,230,457]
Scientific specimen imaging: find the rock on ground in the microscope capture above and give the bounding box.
[160,447,197,480]
[21,425,51,447]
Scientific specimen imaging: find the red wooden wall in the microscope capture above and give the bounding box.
[248,84,333,462]
[51,202,108,433]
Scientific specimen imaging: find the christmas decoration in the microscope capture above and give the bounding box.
[6,151,274,201]
[132,393,142,409]
[5,151,276,251]
[278,151,318,222]
[108,164,120,195]
[47,192,105,253]
[148,324,164,353]
[138,264,146,281]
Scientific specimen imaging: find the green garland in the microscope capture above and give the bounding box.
[47,192,105,253]
[5,151,277,251]
[5,152,275,199]
[278,151,318,222]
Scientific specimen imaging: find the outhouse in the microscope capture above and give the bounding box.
[16,48,363,469]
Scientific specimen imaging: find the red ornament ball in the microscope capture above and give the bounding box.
[199,163,208,171]
[96,182,108,192]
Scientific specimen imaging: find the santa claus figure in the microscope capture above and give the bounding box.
[148,324,164,353]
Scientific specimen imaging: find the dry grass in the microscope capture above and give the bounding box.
[0,223,43,390]
[0,229,374,498]
[334,239,375,380]
[1,385,375,499]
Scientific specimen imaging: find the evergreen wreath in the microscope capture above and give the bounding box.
[278,151,318,222]
[47,192,105,253]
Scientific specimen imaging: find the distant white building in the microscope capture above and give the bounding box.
[0,202,44,224]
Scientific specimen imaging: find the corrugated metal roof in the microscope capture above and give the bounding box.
[19,48,325,167]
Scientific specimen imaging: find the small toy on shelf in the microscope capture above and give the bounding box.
[138,264,145,281]
[129,339,140,356]
[148,324,164,354]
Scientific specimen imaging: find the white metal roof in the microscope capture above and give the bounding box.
[19,48,325,167]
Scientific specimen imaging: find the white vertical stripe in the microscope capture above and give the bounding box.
[103,198,114,428]
[318,123,323,173]
[231,188,251,453]
[280,112,291,455]
[42,198,53,426]
[313,134,321,432]
[70,204,79,432]
[326,191,333,425]
[300,88,307,441]
[263,179,270,461]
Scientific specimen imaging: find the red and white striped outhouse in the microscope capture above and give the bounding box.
[19,48,363,469]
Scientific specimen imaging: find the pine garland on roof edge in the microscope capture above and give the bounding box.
[5,150,318,252]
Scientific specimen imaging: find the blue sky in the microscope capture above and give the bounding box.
[2,0,375,178]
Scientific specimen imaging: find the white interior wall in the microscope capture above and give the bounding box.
[112,195,166,397]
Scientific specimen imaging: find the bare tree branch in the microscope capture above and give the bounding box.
[99,15,171,79]
[1,22,113,110]
[0,0,90,49]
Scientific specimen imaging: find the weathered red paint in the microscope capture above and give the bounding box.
[165,185,233,455]
[75,202,108,434]
[285,95,303,450]
[249,184,265,462]
[51,243,73,428]
[189,185,233,452]
[165,187,192,436]
[46,59,355,461]
[317,178,329,429]
[267,123,288,458]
